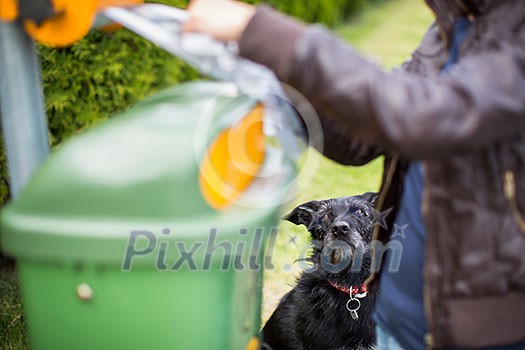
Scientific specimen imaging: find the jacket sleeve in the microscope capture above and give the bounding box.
[308,111,384,165]
[238,6,384,165]
[239,6,525,159]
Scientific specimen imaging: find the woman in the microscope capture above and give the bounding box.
[185,1,525,349]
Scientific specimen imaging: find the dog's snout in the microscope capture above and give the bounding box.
[332,221,350,236]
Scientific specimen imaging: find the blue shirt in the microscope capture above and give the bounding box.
[373,18,473,350]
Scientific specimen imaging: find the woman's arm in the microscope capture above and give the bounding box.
[186,1,525,159]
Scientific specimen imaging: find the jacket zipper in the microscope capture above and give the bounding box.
[503,170,525,235]
[372,154,400,241]
[365,154,399,286]
[422,162,435,350]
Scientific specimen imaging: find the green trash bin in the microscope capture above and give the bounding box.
[0,81,296,350]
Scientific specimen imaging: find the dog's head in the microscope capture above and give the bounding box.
[284,192,378,278]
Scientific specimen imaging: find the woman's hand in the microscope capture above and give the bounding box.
[184,0,256,42]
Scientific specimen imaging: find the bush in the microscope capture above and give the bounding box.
[41,28,197,146]
[0,0,194,205]
[0,0,381,206]
[264,0,347,26]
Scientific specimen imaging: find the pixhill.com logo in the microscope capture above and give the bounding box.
[121,226,404,274]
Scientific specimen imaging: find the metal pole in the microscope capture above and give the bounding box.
[0,20,50,198]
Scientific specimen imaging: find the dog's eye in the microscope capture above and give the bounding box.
[356,209,368,217]
[322,214,331,222]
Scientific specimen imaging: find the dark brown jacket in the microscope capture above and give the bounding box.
[238,1,525,348]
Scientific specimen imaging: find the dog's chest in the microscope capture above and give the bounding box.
[295,286,376,349]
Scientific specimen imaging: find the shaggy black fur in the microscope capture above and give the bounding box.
[262,192,378,350]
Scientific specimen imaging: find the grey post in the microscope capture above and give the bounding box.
[0,20,50,198]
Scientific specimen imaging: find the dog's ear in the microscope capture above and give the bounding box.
[361,192,379,206]
[283,200,322,227]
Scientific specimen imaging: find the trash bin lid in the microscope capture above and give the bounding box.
[0,82,287,264]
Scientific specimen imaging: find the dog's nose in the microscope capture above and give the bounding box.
[332,221,350,236]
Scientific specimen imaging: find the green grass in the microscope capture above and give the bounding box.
[0,0,434,347]
[0,266,27,350]
[261,0,433,322]
[338,0,434,68]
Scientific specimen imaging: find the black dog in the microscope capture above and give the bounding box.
[262,192,378,350]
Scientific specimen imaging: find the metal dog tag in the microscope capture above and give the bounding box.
[346,298,361,321]
[349,309,359,320]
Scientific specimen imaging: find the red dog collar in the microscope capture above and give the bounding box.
[327,280,368,298]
